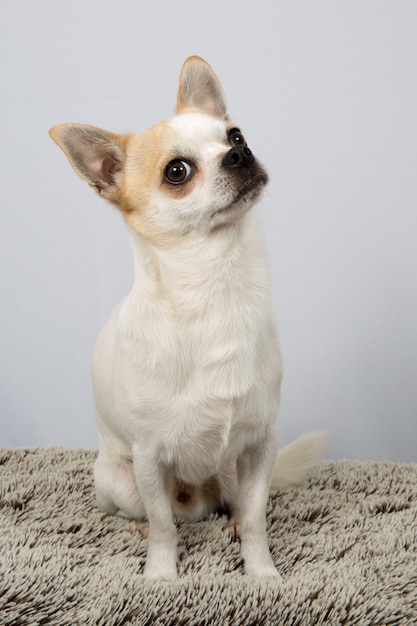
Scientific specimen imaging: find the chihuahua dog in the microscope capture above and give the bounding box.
[50,56,326,580]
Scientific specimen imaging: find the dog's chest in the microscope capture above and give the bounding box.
[126,252,269,400]
[103,224,280,477]
[115,279,271,481]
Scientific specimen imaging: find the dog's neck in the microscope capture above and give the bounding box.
[127,210,267,300]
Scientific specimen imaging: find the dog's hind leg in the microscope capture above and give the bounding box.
[93,451,146,520]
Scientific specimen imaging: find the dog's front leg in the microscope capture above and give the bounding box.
[236,437,282,580]
[133,446,177,580]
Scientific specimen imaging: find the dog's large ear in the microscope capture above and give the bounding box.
[176,56,228,119]
[49,124,127,203]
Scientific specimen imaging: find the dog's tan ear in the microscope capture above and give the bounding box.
[176,56,228,119]
[49,124,127,203]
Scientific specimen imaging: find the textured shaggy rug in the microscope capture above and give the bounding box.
[0,448,416,625]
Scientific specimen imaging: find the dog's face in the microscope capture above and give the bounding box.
[50,56,268,246]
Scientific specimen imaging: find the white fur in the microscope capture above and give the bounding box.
[92,211,284,578]
[50,56,327,581]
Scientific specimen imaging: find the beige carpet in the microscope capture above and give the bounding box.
[0,448,416,625]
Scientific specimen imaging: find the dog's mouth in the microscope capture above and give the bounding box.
[211,172,268,223]
[231,172,268,205]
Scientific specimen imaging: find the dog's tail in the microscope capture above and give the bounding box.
[270,431,329,490]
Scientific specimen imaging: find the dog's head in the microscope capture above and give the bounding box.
[50,56,268,246]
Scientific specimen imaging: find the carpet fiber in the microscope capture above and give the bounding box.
[1,448,416,625]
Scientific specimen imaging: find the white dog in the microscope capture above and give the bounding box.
[50,56,327,580]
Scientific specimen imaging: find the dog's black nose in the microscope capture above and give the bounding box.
[222,145,254,169]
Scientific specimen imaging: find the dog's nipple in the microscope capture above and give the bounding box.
[173,478,194,504]
[177,490,192,504]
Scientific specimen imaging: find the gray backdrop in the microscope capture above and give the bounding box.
[1,1,416,461]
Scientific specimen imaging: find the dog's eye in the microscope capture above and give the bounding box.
[228,128,246,147]
[165,159,193,185]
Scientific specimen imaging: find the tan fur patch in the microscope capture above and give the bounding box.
[119,121,200,247]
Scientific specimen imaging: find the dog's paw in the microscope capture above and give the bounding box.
[143,563,178,581]
[241,543,283,580]
[244,562,283,580]
[143,540,178,580]
[134,520,150,539]
[227,520,241,540]
[226,514,241,540]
